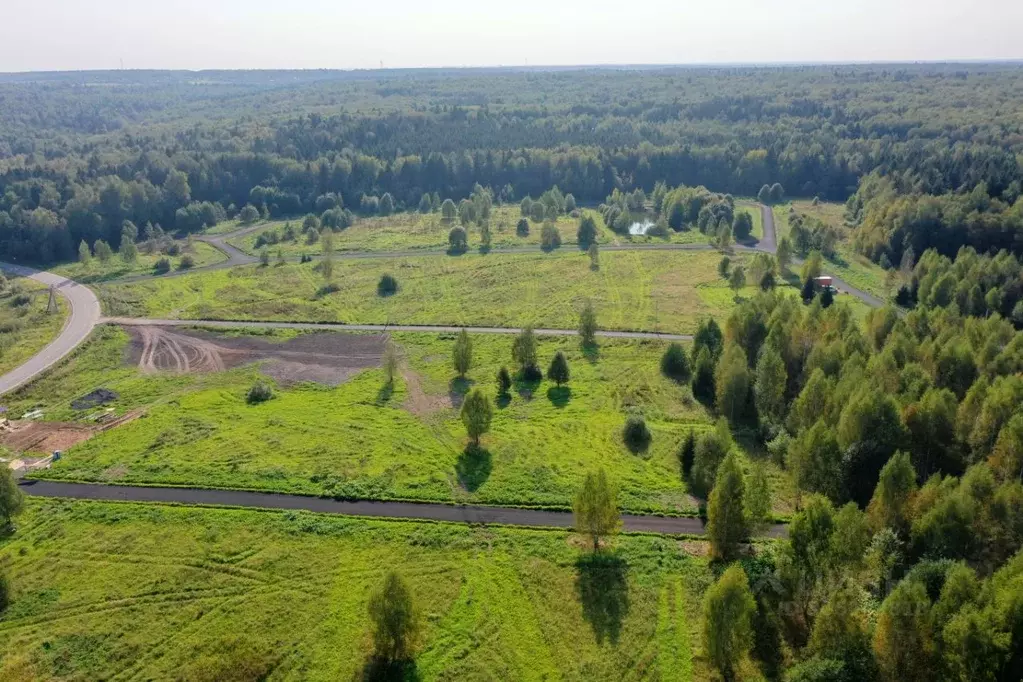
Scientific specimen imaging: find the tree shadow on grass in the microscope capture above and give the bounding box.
[546,385,571,408]
[495,392,512,409]
[376,381,395,405]
[448,377,474,409]
[513,370,542,400]
[358,657,421,682]
[575,553,630,646]
[581,343,600,364]
[455,444,492,492]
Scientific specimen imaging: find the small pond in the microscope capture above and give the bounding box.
[628,220,656,236]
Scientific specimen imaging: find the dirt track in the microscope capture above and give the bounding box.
[128,325,388,385]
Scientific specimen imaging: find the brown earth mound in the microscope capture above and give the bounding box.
[126,326,388,386]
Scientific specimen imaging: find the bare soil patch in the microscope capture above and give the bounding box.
[0,411,144,455]
[401,365,453,417]
[126,326,387,386]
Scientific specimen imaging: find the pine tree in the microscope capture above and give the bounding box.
[680,429,696,479]
[548,351,570,386]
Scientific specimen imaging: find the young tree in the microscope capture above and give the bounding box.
[512,327,538,372]
[769,183,785,204]
[757,184,772,204]
[382,343,399,387]
[320,226,335,253]
[440,198,457,222]
[276,249,286,267]
[732,211,753,241]
[801,250,824,282]
[588,242,600,270]
[418,193,432,213]
[516,218,530,237]
[679,429,696,479]
[702,565,756,681]
[707,451,750,560]
[873,579,935,682]
[578,301,598,348]
[715,343,750,423]
[718,256,731,279]
[867,452,917,535]
[577,214,598,248]
[120,239,138,264]
[460,389,493,446]
[368,572,420,663]
[379,192,395,216]
[548,351,570,386]
[530,202,546,223]
[78,240,91,265]
[0,467,24,529]
[660,343,691,383]
[692,347,717,405]
[321,250,334,281]
[745,464,771,531]
[496,366,512,396]
[754,345,787,426]
[573,469,621,551]
[729,266,746,296]
[452,329,473,378]
[776,236,793,273]
[259,248,270,266]
[238,204,260,224]
[94,239,113,262]
[479,221,492,252]
[540,223,561,251]
[692,420,732,496]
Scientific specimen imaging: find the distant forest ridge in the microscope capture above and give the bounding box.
[0,63,1021,265]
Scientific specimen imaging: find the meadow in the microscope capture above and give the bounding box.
[97,249,753,334]
[0,498,715,681]
[15,325,744,513]
[50,240,225,284]
[772,201,889,299]
[226,207,712,258]
[0,278,68,378]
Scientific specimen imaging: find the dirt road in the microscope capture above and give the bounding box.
[18,479,787,538]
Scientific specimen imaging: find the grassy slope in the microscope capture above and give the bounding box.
[0,279,69,378]
[227,207,709,257]
[0,499,715,681]
[97,250,754,334]
[50,241,225,284]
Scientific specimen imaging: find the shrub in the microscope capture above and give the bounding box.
[377,274,399,296]
[178,254,195,270]
[540,223,562,251]
[660,343,691,382]
[448,226,468,253]
[516,218,530,237]
[164,243,181,257]
[520,364,543,382]
[623,415,652,452]
[153,257,171,274]
[246,380,273,404]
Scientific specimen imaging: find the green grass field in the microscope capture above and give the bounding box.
[773,201,888,299]
[50,241,225,284]
[96,250,755,334]
[0,278,68,378]
[227,207,709,257]
[0,498,715,681]
[12,325,795,515]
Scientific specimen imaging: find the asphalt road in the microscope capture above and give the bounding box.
[19,479,787,537]
[0,262,102,396]
[104,316,693,341]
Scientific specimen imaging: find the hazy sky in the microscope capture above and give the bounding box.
[3,0,1021,72]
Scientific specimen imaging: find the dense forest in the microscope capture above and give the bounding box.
[2,64,1023,264]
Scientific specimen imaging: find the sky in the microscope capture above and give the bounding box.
[2,0,1021,72]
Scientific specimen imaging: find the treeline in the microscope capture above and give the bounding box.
[2,65,1022,264]
[685,290,1023,679]
[849,173,1023,265]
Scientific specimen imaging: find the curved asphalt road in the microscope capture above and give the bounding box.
[18,480,787,537]
[0,263,102,396]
